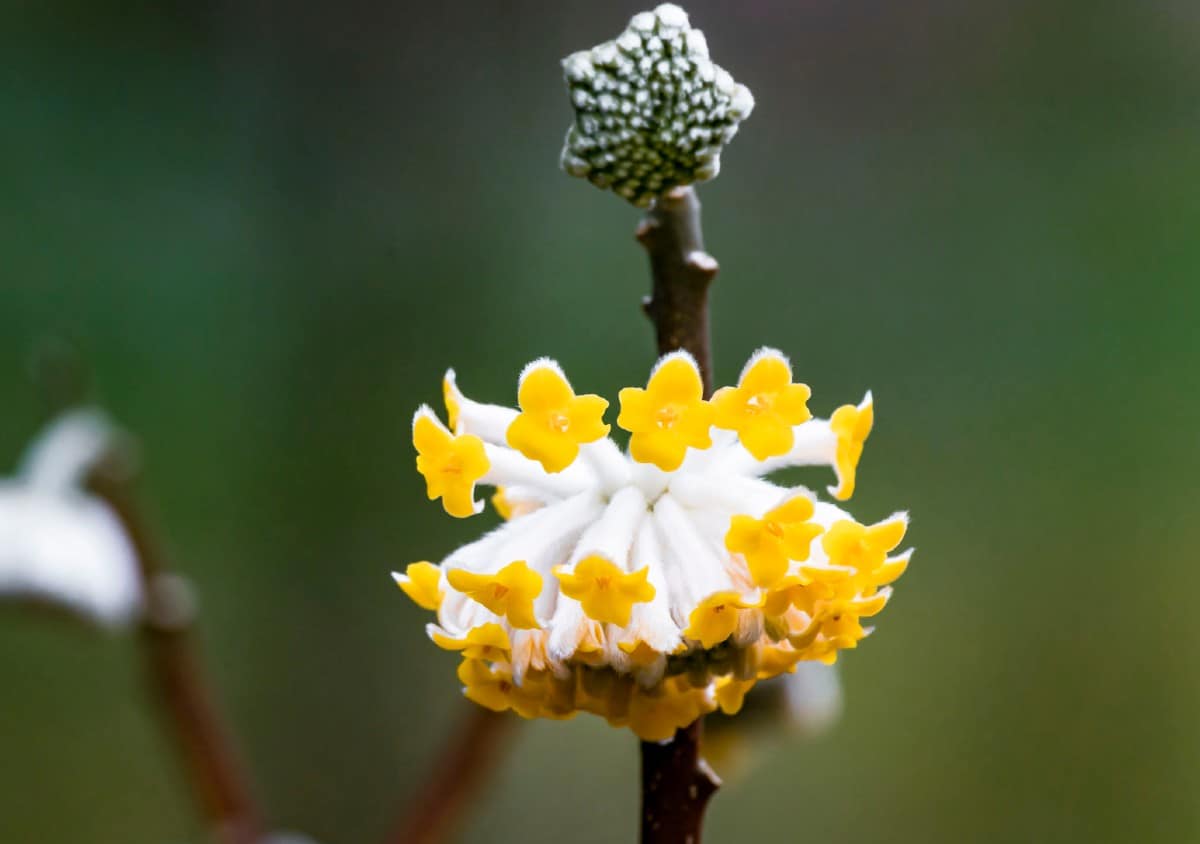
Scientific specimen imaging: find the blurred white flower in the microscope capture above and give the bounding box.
[782,661,844,738]
[0,409,141,627]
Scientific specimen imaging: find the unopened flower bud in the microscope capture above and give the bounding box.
[559,4,755,207]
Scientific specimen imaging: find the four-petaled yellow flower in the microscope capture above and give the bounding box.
[430,623,511,661]
[413,408,489,518]
[457,658,516,713]
[712,349,812,460]
[724,494,824,587]
[446,560,543,629]
[822,516,907,574]
[393,561,442,611]
[617,352,714,471]
[829,393,873,500]
[685,591,757,649]
[506,361,610,473]
[555,555,655,626]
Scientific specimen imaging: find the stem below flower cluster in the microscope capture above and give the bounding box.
[636,185,723,844]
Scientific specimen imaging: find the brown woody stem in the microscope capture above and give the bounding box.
[87,452,264,844]
[639,720,721,844]
[385,707,513,844]
[636,185,723,844]
[636,185,719,395]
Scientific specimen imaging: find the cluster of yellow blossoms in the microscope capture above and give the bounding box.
[397,349,910,740]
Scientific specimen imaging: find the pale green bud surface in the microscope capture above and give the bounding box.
[559,4,755,207]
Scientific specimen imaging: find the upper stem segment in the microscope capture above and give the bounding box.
[637,186,719,396]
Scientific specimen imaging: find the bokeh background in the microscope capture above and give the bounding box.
[3,1,1199,841]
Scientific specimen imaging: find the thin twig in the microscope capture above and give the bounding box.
[636,185,723,844]
[87,451,264,844]
[385,707,513,844]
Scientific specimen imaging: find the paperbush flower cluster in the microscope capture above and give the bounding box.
[396,349,911,740]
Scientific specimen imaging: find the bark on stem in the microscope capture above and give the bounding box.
[636,185,722,844]
[639,720,721,844]
[87,452,263,844]
[385,707,513,844]
[636,185,719,395]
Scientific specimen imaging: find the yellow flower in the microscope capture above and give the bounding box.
[821,516,908,575]
[714,676,756,715]
[393,561,442,611]
[829,393,873,500]
[447,560,544,629]
[617,352,714,471]
[684,591,756,649]
[413,408,489,518]
[555,555,655,626]
[724,494,824,588]
[627,680,712,742]
[456,658,516,712]
[712,348,811,460]
[505,361,609,473]
[430,623,511,661]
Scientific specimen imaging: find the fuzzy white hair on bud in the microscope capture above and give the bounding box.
[559,5,754,206]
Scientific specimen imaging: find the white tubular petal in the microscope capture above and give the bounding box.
[510,629,544,684]
[0,485,141,627]
[653,494,737,608]
[495,484,550,514]
[624,516,682,654]
[564,486,646,570]
[481,444,594,499]
[494,491,603,623]
[602,633,633,674]
[435,519,530,632]
[677,428,738,472]
[733,606,764,647]
[712,418,836,477]
[19,409,116,493]
[667,472,784,516]
[630,460,671,502]
[546,600,592,662]
[784,662,844,737]
[444,369,517,443]
[811,500,856,529]
[578,438,632,495]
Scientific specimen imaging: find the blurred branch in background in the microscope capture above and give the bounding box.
[386,708,512,844]
[87,449,265,844]
[27,344,265,844]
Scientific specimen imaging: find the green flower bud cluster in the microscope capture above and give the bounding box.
[559,4,755,207]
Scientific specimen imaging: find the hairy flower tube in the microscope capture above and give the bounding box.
[396,350,911,740]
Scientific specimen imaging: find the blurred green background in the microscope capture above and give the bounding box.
[3,1,1199,841]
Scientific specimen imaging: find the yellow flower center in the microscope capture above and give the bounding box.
[745,393,772,414]
[654,404,681,428]
[549,411,571,433]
